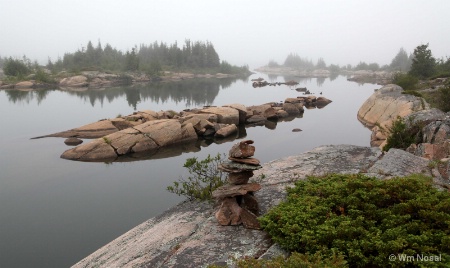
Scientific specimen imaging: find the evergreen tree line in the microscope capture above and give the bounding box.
[268,46,450,75]
[47,40,248,75]
[0,39,249,77]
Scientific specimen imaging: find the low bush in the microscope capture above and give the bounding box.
[392,72,419,91]
[382,116,422,152]
[259,173,450,267]
[436,84,450,112]
[167,153,226,201]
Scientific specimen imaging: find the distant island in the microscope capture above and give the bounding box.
[0,40,252,90]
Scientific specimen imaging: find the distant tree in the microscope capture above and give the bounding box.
[268,60,279,67]
[390,48,412,72]
[125,47,139,71]
[355,61,369,70]
[436,56,450,77]
[3,57,31,77]
[316,57,326,69]
[328,64,340,73]
[367,62,380,71]
[409,43,436,79]
[284,53,314,69]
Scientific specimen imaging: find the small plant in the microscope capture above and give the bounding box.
[102,137,112,144]
[167,153,226,201]
[392,72,418,90]
[259,173,450,268]
[382,116,422,151]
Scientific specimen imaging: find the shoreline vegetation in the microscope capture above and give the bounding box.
[0,40,253,90]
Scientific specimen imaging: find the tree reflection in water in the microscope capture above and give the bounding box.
[3,77,246,109]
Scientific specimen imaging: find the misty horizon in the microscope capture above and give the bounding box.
[1,0,449,69]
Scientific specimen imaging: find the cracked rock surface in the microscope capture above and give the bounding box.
[72,144,447,268]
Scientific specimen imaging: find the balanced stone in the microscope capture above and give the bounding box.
[229,140,255,158]
[212,183,261,199]
[218,161,262,173]
[228,157,260,166]
[215,197,242,226]
[228,171,254,185]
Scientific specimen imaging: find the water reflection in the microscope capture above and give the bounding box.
[3,77,246,109]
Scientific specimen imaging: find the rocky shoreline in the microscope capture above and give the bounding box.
[0,70,249,91]
[254,66,394,85]
[71,83,450,267]
[33,96,332,162]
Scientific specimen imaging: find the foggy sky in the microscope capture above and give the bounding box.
[1,0,449,69]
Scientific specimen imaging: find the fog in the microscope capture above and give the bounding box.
[1,0,450,69]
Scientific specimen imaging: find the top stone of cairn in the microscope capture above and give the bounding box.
[229,140,255,158]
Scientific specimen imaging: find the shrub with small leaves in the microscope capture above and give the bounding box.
[382,116,422,152]
[259,173,450,268]
[167,153,226,201]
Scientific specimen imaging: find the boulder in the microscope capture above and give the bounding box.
[315,96,332,108]
[61,138,118,162]
[366,148,434,178]
[422,120,450,144]
[59,75,88,87]
[284,97,303,104]
[64,137,83,146]
[412,142,449,160]
[133,119,196,147]
[223,103,247,124]
[61,119,197,161]
[106,128,158,155]
[15,81,34,89]
[246,115,266,124]
[357,84,427,129]
[263,107,277,119]
[199,107,239,125]
[214,124,237,138]
[282,102,301,115]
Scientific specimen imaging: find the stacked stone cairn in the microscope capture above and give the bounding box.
[212,140,262,229]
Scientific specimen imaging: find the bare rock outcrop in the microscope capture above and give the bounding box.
[59,75,88,87]
[61,119,197,161]
[71,144,447,268]
[34,97,333,161]
[358,84,428,147]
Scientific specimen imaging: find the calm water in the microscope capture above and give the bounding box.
[0,74,377,267]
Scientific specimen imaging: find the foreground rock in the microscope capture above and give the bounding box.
[357,84,428,147]
[72,144,448,268]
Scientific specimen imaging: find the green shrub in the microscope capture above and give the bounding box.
[167,153,226,201]
[259,173,450,268]
[436,84,450,112]
[392,72,418,91]
[3,57,30,77]
[34,68,56,84]
[382,116,422,152]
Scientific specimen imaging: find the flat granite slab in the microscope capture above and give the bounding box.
[72,144,444,268]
